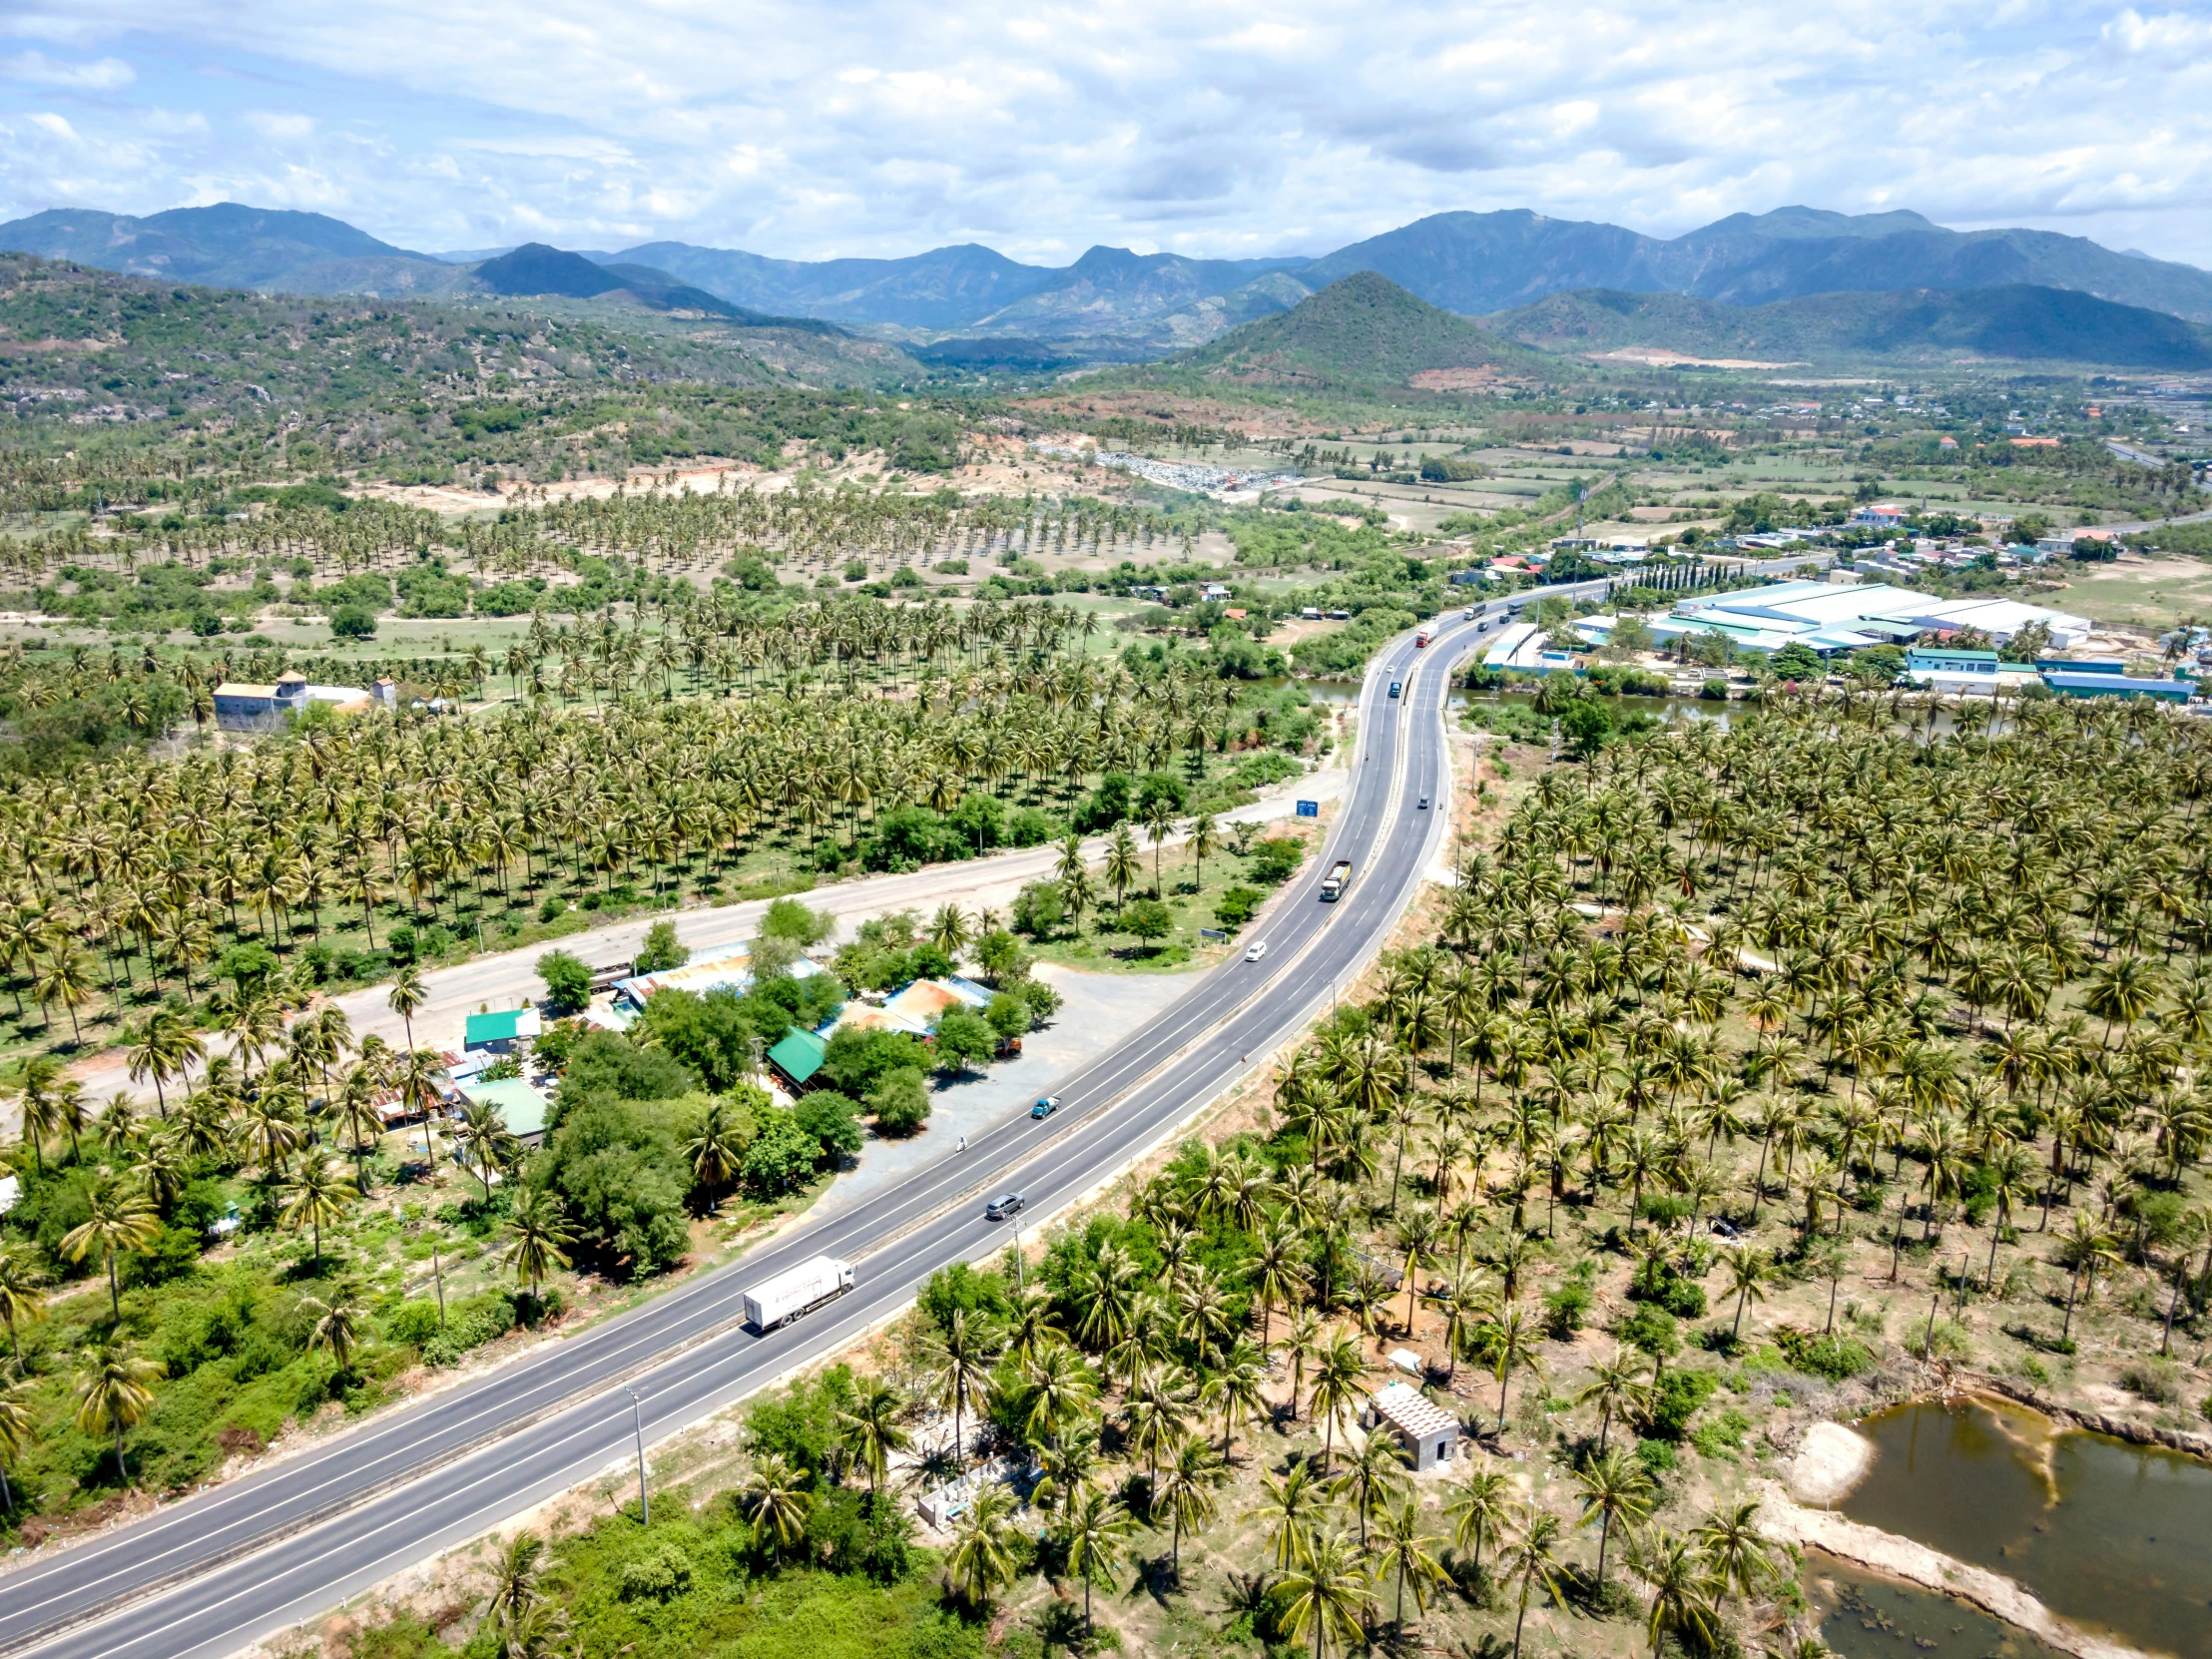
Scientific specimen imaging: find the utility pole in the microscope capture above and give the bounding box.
[626,1387,650,1526]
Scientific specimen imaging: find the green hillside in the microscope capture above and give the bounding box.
[1153,271,1538,388]
[1490,282,2212,368]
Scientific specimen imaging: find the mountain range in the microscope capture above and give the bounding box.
[1488,283,2212,370]
[8,200,2212,370]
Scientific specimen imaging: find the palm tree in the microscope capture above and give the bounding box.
[1721,1246,1773,1341]
[2056,1213,2119,1343]
[1574,1445,1656,1582]
[836,1379,909,1500]
[1186,812,1221,887]
[1057,1483,1133,1637]
[738,1451,812,1555]
[0,1375,34,1512]
[942,1482,1018,1611]
[1444,1463,1512,1579]
[299,1292,367,1375]
[1500,1505,1569,1659]
[486,1530,546,1627]
[501,1188,574,1302]
[1306,1336,1372,1469]
[1695,1498,1779,1604]
[1276,1528,1375,1659]
[1577,1347,1656,1454]
[1627,1522,1722,1657]
[1199,1339,1268,1458]
[279,1156,354,1271]
[1374,1495,1449,1634]
[61,1172,160,1324]
[921,1308,998,1472]
[1476,1305,1547,1433]
[1327,1426,1406,1545]
[1247,1458,1325,1570]
[1981,1141,2036,1292]
[387,962,427,1049]
[1153,1434,1225,1581]
[0,1248,50,1373]
[73,1343,163,1480]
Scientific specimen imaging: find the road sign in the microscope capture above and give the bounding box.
[1295,799,1319,818]
[1199,928,1227,942]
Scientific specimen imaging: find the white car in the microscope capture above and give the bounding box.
[1245,940,1269,962]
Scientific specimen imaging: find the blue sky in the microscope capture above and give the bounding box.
[2,1,2208,269]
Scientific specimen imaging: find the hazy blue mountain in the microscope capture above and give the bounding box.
[0,203,466,295]
[1307,207,2212,321]
[612,241,1057,329]
[10,198,2212,354]
[472,244,844,329]
[1489,282,2212,368]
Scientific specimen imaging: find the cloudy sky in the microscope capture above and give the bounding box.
[2,0,2208,268]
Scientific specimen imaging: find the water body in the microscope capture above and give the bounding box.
[1838,1397,2212,1659]
[1809,1561,2067,1659]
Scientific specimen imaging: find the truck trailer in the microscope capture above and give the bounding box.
[1321,859,1354,900]
[743,1255,855,1331]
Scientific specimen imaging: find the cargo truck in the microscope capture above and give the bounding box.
[743,1255,855,1331]
[1414,627,1432,648]
[1321,859,1353,900]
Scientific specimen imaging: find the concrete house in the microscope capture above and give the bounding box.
[1362,1382,1463,1471]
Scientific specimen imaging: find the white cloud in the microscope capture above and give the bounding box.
[245,110,313,139]
[0,0,2209,268]
[3,49,133,89]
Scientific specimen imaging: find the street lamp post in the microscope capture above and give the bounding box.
[625,1387,649,1526]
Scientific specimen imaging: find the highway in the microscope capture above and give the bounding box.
[0,605,1492,1659]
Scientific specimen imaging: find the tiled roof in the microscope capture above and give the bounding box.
[1371,1382,1457,1440]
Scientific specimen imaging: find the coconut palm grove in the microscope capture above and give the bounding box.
[5,654,2211,1658]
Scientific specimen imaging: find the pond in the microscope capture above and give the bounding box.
[1808,1561,2068,1659]
[1837,1396,2212,1659]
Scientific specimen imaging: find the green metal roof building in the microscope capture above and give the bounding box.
[457,1077,553,1144]
[768,1028,828,1089]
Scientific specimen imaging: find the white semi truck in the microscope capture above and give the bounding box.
[743,1255,855,1331]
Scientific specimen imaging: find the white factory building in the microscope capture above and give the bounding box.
[1646,581,2091,656]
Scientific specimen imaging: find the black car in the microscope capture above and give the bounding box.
[985,1193,1025,1221]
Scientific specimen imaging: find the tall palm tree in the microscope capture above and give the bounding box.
[1374,1496,1449,1634]
[279,1156,354,1271]
[0,1248,51,1373]
[299,1292,367,1375]
[1057,1483,1132,1638]
[1276,1528,1375,1659]
[0,1375,34,1512]
[1305,1336,1372,1470]
[942,1482,1018,1611]
[1626,1522,1722,1657]
[1444,1463,1513,1579]
[1247,1458,1326,1571]
[1153,1434,1225,1581]
[1574,1444,1656,1582]
[502,1189,575,1301]
[1327,1427,1406,1545]
[738,1451,811,1556]
[1475,1305,1547,1433]
[835,1380,909,1500]
[1501,1505,1569,1659]
[921,1308,998,1472]
[61,1172,160,1324]
[73,1343,163,1481]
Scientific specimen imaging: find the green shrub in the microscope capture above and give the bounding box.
[1776,1328,1876,1380]
[2119,1360,2180,1404]
[1642,1368,1717,1440]
[620,1542,696,1600]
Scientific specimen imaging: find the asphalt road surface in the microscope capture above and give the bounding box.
[0,608,1492,1659]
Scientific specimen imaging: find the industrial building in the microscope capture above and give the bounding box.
[1653,581,2091,656]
